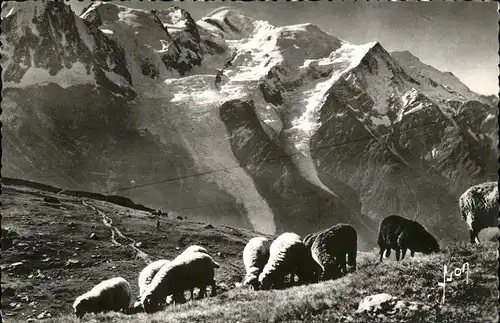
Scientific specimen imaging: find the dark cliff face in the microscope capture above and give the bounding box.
[306,46,496,241]
[81,3,207,78]
[1,1,134,98]
[219,100,377,249]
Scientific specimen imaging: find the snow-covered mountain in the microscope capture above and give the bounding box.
[2,2,497,248]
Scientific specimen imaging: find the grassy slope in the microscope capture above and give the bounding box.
[1,183,498,323]
[1,184,270,321]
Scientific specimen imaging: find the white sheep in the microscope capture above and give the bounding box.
[258,232,317,290]
[140,251,220,313]
[176,245,210,299]
[179,245,208,256]
[459,181,499,244]
[241,236,270,289]
[73,277,132,318]
[138,259,171,296]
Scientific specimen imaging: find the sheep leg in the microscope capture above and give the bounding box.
[410,250,415,257]
[401,248,407,260]
[470,230,480,244]
[172,293,185,304]
[210,280,217,297]
[395,248,401,261]
[197,286,206,299]
[379,247,385,263]
[338,255,347,276]
[190,288,194,300]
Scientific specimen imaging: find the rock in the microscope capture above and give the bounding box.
[19,295,29,302]
[176,216,183,220]
[89,232,97,239]
[339,315,355,322]
[216,252,222,257]
[65,259,80,268]
[37,311,52,319]
[356,293,398,314]
[36,270,46,278]
[135,242,142,247]
[204,224,214,229]
[408,303,420,311]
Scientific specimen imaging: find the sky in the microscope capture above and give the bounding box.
[70,0,499,96]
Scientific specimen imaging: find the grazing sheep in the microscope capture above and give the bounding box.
[378,215,440,262]
[241,237,271,289]
[258,232,317,290]
[138,259,171,296]
[176,245,210,299]
[310,224,357,280]
[459,181,499,244]
[141,252,220,313]
[179,245,209,256]
[73,277,132,319]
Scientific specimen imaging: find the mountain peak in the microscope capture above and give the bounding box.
[391,50,486,104]
[1,0,48,19]
[198,6,255,40]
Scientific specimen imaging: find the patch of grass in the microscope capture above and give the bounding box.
[24,243,498,323]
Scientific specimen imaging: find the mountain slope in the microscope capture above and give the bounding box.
[1,2,497,246]
[0,179,269,321]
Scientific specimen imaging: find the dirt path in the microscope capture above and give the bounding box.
[82,200,151,263]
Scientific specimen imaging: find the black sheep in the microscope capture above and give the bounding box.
[310,224,357,280]
[377,215,440,262]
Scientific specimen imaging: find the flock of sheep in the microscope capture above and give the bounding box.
[72,181,498,318]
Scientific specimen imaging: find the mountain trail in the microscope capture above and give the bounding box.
[82,200,151,264]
